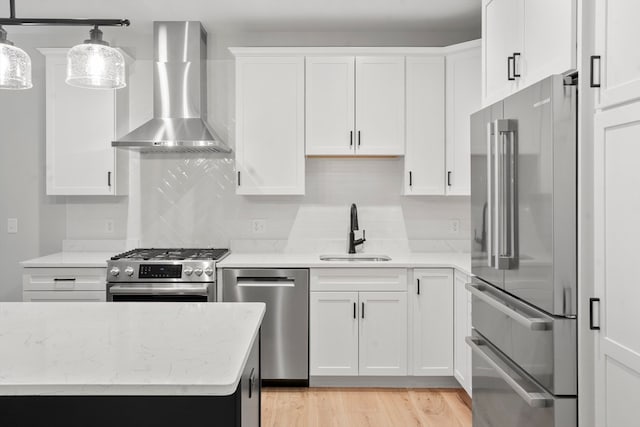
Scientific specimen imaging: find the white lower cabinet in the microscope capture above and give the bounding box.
[22,268,106,302]
[309,268,408,376]
[453,270,472,395]
[410,269,454,376]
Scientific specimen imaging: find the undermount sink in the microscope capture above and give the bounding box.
[319,255,392,262]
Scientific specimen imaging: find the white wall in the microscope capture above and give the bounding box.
[0,47,67,301]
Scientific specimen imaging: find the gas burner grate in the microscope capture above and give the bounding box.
[111,248,229,261]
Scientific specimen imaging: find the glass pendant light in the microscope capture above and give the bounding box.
[0,25,32,90]
[66,26,125,89]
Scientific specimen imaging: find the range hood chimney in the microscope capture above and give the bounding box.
[113,21,231,153]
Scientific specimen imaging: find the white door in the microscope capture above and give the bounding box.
[453,270,472,394]
[44,53,116,196]
[305,56,355,156]
[404,56,445,195]
[355,57,405,156]
[594,0,640,108]
[235,56,305,195]
[482,0,522,105]
[359,291,407,376]
[446,47,481,196]
[593,101,640,426]
[309,291,359,376]
[521,0,576,85]
[411,269,453,376]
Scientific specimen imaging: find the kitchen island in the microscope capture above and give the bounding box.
[0,302,264,427]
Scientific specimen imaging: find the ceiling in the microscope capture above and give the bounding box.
[3,0,481,33]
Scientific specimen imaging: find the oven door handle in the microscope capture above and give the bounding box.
[465,282,551,331]
[466,336,552,408]
[108,284,209,295]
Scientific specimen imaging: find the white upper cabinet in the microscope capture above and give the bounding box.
[482,0,576,105]
[521,0,576,87]
[305,55,405,156]
[445,45,481,196]
[482,0,522,105]
[404,56,446,195]
[305,57,356,156]
[40,48,129,196]
[594,0,640,109]
[355,56,405,156]
[235,56,305,195]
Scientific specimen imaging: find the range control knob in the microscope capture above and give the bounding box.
[110,267,120,277]
[204,267,214,277]
[194,268,203,277]
[183,266,194,276]
[125,267,135,277]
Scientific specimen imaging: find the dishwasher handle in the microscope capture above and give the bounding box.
[237,277,296,287]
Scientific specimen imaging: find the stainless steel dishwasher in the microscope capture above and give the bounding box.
[221,268,309,386]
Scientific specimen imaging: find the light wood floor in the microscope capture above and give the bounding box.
[262,388,472,427]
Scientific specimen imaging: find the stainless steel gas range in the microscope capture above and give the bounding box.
[106,248,230,302]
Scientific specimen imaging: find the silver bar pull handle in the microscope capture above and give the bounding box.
[465,282,551,331]
[493,119,518,270]
[487,122,494,268]
[466,337,552,408]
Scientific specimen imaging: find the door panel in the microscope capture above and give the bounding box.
[309,292,359,376]
[482,0,522,104]
[594,101,640,425]
[471,102,504,289]
[502,76,576,316]
[305,56,355,155]
[595,0,640,108]
[359,292,407,375]
[355,57,405,155]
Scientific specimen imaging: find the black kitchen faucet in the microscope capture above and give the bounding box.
[348,203,366,254]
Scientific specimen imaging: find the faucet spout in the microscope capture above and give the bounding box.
[350,203,359,232]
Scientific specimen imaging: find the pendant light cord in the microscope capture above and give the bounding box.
[9,0,14,19]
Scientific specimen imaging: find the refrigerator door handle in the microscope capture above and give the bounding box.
[487,122,494,268]
[466,336,553,408]
[493,119,518,270]
[466,282,551,331]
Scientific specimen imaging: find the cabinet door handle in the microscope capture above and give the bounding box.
[54,278,76,282]
[237,171,241,186]
[417,278,420,295]
[590,298,601,330]
[248,368,256,399]
[590,55,601,88]
[447,171,452,187]
[107,171,112,187]
[350,130,353,147]
[361,302,365,319]
[512,52,521,78]
[409,171,413,187]
[507,56,515,81]
[357,130,361,147]
[353,302,356,319]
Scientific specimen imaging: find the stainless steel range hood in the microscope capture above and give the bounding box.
[113,21,231,153]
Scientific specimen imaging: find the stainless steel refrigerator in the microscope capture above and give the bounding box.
[469,74,577,427]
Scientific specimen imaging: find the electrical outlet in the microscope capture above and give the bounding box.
[105,220,115,234]
[7,218,18,234]
[251,219,266,234]
[450,220,460,234]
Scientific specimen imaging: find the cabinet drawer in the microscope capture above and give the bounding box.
[310,268,407,292]
[23,290,106,302]
[23,268,106,291]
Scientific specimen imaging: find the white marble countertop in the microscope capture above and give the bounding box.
[21,252,113,268]
[217,252,471,275]
[0,302,265,396]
